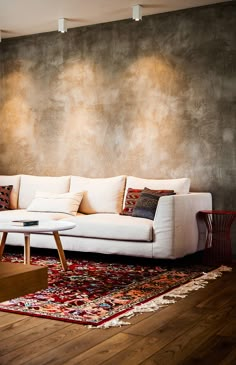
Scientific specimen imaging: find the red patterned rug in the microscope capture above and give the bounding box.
[0,252,230,327]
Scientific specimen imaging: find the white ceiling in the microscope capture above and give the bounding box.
[0,0,229,40]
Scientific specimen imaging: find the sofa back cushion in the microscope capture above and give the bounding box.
[18,175,70,209]
[125,176,190,199]
[70,175,126,214]
[0,175,21,209]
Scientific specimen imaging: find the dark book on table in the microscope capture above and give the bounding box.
[12,220,39,226]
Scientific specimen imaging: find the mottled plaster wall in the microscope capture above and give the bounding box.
[0,3,235,245]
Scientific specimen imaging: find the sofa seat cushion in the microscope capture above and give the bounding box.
[61,213,153,242]
[0,209,70,222]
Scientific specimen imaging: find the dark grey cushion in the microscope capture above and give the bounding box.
[132,187,175,220]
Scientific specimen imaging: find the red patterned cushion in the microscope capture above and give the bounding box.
[0,185,13,210]
[121,188,143,216]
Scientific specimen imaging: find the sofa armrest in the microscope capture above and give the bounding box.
[152,192,212,259]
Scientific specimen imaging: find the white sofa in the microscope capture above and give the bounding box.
[0,174,212,259]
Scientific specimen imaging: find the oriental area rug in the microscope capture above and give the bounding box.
[0,252,231,328]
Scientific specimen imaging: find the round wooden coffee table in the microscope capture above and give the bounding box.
[0,220,76,271]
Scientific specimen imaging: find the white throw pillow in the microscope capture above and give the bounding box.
[27,191,83,216]
[70,175,126,214]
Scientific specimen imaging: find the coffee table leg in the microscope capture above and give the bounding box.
[24,233,31,264]
[53,231,68,271]
[0,232,8,258]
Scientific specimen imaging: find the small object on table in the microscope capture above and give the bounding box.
[12,220,39,226]
[199,210,236,265]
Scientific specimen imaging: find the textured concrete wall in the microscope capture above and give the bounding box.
[0,3,236,247]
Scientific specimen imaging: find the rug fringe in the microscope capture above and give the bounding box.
[94,265,232,329]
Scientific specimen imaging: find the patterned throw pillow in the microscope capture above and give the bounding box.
[0,185,13,211]
[132,187,175,220]
[120,188,143,216]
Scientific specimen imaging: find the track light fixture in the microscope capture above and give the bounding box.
[132,4,142,21]
[58,18,67,33]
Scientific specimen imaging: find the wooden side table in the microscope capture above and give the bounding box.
[199,210,236,265]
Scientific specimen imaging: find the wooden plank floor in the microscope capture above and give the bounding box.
[0,262,235,365]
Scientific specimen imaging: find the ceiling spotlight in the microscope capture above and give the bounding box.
[58,18,67,33]
[132,4,142,21]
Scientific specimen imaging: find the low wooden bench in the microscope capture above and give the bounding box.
[0,262,48,302]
